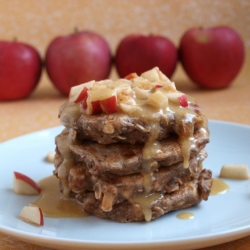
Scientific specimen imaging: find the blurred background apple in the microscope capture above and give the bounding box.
[0,40,42,101]
[45,30,112,95]
[179,26,245,89]
[115,34,178,78]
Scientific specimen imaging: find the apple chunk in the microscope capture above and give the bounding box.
[69,80,94,103]
[100,95,117,114]
[87,89,117,115]
[178,94,188,107]
[19,204,44,226]
[125,72,138,80]
[13,171,41,195]
[167,92,188,107]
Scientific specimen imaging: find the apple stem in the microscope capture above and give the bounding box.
[74,27,79,34]
[13,37,18,42]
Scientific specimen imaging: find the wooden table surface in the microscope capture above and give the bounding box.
[0,61,250,249]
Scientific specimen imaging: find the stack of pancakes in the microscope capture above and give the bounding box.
[54,68,212,222]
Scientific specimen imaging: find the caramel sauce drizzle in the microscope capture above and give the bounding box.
[57,70,208,222]
[35,175,88,218]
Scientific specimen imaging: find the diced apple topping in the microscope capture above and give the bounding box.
[74,86,88,104]
[117,88,136,105]
[132,78,154,92]
[141,68,161,82]
[167,92,188,107]
[112,79,131,92]
[68,67,191,116]
[119,102,142,116]
[147,90,168,109]
[13,171,41,195]
[178,94,188,107]
[133,86,150,100]
[19,203,44,226]
[69,80,95,103]
[125,72,138,80]
[87,88,117,115]
[100,95,117,114]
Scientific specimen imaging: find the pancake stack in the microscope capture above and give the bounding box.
[54,67,212,222]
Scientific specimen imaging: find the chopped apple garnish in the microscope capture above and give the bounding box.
[119,103,142,116]
[86,88,117,115]
[90,100,102,114]
[157,69,172,83]
[178,94,188,107]
[133,86,150,100]
[74,86,88,103]
[155,84,163,89]
[133,78,153,91]
[13,171,41,195]
[220,164,249,180]
[69,80,95,103]
[141,67,160,82]
[100,95,117,114]
[167,92,188,107]
[19,203,44,226]
[113,79,131,93]
[147,90,168,109]
[125,72,138,80]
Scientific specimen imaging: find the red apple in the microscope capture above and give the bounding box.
[179,26,245,88]
[115,34,178,78]
[19,203,44,226]
[45,30,112,95]
[13,171,41,195]
[0,40,42,101]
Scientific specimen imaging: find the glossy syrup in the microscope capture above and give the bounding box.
[210,178,230,195]
[177,212,194,220]
[35,175,88,218]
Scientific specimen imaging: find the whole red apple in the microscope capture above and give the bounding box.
[0,41,42,101]
[179,26,245,89]
[45,30,112,95]
[115,34,178,78]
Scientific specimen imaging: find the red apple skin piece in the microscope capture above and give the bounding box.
[100,95,117,114]
[0,41,42,101]
[179,26,245,89]
[91,100,102,114]
[45,30,112,95]
[13,171,41,195]
[178,94,188,107]
[115,34,178,78]
[74,87,88,103]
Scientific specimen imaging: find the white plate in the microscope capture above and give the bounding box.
[0,120,250,250]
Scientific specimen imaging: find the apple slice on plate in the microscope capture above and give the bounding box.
[13,171,41,195]
[19,203,44,226]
